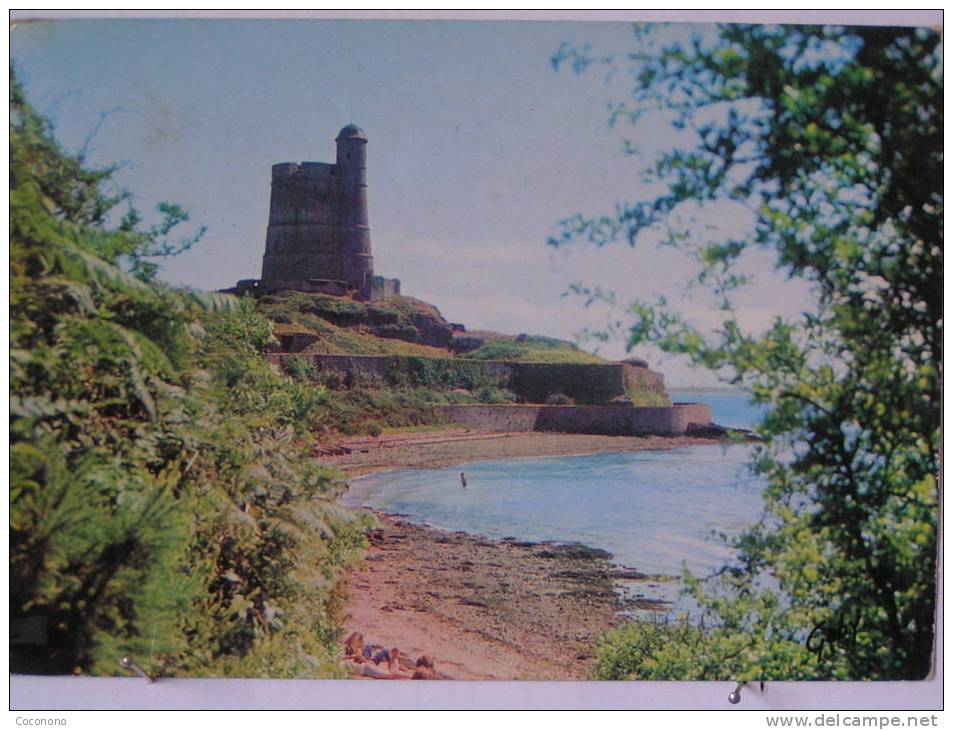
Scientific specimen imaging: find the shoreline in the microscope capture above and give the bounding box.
[342,512,674,680]
[336,430,715,679]
[321,428,733,478]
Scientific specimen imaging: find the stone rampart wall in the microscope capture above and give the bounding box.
[622,364,667,402]
[368,275,401,300]
[534,405,636,434]
[668,402,713,434]
[508,362,627,404]
[267,353,388,378]
[438,405,542,433]
[265,352,708,434]
[267,353,654,405]
[437,402,711,437]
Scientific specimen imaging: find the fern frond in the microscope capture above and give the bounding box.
[50,237,152,293]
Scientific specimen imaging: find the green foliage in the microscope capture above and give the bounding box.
[379,356,504,391]
[625,390,670,408]
[257,291,610,363]
[474,386,517,405]
[276,354,526,435]
[461,334,606,363]
[282,354,319,381]
[10,72,367,677]
[556,25,940,680]
[377,322,419,341]
[302,386,443,436]
[622,364,672,407]
[255,291,454,356]
[459,340,525,360]
[509,362,626,405]
[591,600,818,681]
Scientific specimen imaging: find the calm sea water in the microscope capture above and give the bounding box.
[671,389,769,430]
[343,392,768,589]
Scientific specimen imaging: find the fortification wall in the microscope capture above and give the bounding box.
[268,353,387,378]
[668,402,713,434]
[265,352,708,434]
[268,353,639,404]
[534,405,636,434]
[622,363,668,404]
[508,362,627,404]
[437,402,712,436]
[437,405,542,432]
[368,275,401,300]
[267,353,674,405]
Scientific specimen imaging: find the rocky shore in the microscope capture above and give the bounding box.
[335,430,720,679]
[342,513,673,680]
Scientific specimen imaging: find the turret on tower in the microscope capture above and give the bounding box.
[257,124,399,300]
[336,124,368,190]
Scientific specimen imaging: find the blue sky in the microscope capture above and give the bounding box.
[11,17,830,386]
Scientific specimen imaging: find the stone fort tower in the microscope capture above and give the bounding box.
[259,124,399,299]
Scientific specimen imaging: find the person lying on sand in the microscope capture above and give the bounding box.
[359,662,406,679]
[357,647,412,679]
[346,636,402,670]
[343,634,437,679]
[360,651,438,680]
[362,642,388,662]
[345,633,395,667]
[376,647,400,672]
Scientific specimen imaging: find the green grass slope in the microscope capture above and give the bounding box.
[256,291,608,364]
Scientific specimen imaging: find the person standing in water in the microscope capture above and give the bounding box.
[460,472,467,488]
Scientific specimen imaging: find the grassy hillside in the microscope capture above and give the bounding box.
[257,291,453,357]
[252,291,670,427]
[273,318,449,358]
[256,290,607,364]
[458,332,607,364]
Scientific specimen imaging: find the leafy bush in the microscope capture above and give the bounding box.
[377,322,419,341]
[10,73,367,677]
[626,390,670,408]
[378,356,504,391]
[562,24,940,679]
[311,387,443,435]
[461,336,606,363]
[282,354,319,381]
[475,386,517,404]
[366,306,400,325]
[590,609,818,681]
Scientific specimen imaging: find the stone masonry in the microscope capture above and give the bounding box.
[257,124,400,300]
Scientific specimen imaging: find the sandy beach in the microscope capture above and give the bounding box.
[333,430,719,680]
[342,513,673,680]
[320,428,724,477]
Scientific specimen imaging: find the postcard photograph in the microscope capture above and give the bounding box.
[9,13,941,689]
